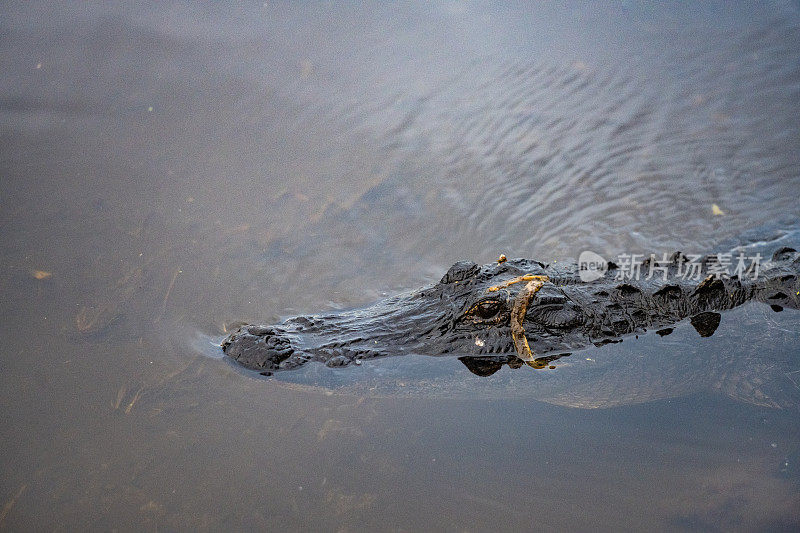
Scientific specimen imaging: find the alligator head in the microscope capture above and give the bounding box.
[222,258,572,375]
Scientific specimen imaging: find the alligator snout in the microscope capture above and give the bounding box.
[222,325,296,372]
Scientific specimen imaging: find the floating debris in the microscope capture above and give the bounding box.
[113,386,127,410]
[712,204,725,216]
[156,268,181,321]
[31,270,52,280]
[0,484,27,526]
[124,387,144,414]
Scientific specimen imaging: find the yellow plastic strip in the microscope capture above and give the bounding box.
[509,276,549,362]
[487,274,541,292]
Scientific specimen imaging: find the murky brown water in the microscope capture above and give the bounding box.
[2,1,800,530]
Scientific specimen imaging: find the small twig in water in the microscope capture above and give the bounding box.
[0,484,27,527]
[156,268,181,321]
[124,387,144,414]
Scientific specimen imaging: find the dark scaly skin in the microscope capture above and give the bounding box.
[222,241,800,376]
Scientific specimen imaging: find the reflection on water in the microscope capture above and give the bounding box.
[269,304,800,408]
[1,1,800,530]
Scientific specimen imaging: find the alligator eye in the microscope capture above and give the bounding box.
[469,300,502,320]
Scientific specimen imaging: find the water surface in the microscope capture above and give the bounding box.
[2,1,800,530]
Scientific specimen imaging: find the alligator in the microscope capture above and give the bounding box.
[222,228,800,377]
